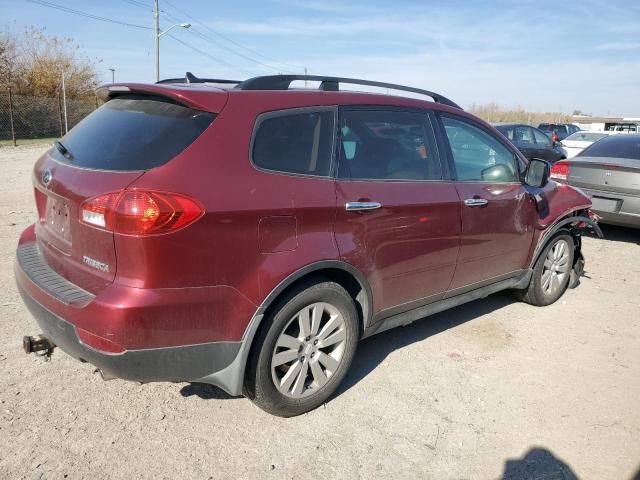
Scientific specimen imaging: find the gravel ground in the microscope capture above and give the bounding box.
[0,144,638,480]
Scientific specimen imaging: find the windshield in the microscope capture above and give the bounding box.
[565,132,608,142]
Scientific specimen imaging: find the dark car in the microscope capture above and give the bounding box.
[538,123,580,142]
[16,73,600,417]
[551,134,640,228]
[494,123,566,163]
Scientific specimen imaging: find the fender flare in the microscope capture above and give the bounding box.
[529,214,603,269]
[196,260,373,396]
[253,260,373,326]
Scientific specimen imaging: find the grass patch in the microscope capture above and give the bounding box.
[0,137,56,147]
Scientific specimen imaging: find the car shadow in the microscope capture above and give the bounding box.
[179,382,236,400]
[501,447,579,479]
[598,224,640,245]
[336,291,515,396]
[180,291,517,403]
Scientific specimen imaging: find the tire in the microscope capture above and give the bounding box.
[244,279,359,417]
[516,232,575,306]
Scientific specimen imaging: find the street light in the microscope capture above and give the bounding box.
[109,68,115,84]
[159,23,191,38]
[154,1,191,83]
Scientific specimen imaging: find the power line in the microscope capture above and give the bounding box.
[161,9,285,74]
[165,34,257,78]
[26,0,152,30]
[163,0,306,73]
[121,0,151,11]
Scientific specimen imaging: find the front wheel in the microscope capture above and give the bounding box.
[244,280,359,417]
[516,232,575,306]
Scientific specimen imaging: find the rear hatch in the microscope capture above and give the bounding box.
[33,93,216,294]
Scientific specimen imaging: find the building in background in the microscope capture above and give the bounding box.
[571,115,640,132]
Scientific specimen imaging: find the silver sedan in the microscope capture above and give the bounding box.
[550,134,640,228]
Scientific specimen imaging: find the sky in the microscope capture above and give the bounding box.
[2,0,640,116]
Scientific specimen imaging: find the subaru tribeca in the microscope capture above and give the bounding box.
[16,73,601,417]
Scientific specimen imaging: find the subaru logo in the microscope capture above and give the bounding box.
[42,168,53,188]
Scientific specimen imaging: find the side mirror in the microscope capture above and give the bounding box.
[524,158,550,188]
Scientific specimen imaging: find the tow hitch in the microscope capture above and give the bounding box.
[23,335,55,359]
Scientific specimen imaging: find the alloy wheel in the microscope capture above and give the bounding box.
[270,302,347,398]
[541,239,571,296]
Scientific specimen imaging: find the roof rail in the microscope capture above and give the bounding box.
[236,75,462,109]
[156,71,241,85]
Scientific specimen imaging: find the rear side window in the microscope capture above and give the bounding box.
[252,109,335,177]
[337,110,442,181]
[50,95,215,170]
[533,129,551,146]
[579,135,640,160]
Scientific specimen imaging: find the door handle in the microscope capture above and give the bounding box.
[463,198,488,207]
[345,201,382,211]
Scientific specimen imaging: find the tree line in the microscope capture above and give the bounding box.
[469,102,574,126]
[0,26,100,99]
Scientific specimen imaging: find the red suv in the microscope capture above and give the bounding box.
[16,74,601,416]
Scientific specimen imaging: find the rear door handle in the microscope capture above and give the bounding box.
[463,198,488,207]
[345,201,382,211]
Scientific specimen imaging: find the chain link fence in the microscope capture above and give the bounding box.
[0,88,99,145]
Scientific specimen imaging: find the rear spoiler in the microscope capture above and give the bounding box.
[95,83,228,113]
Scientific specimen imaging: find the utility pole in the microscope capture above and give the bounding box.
[109,68,115,84]
[154,0,160,82]
[61,69,68,134]
[153,1,190,82]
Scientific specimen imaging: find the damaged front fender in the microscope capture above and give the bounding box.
[531,213,603,289]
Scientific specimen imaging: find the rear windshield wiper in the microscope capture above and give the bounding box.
[54,140,74,160]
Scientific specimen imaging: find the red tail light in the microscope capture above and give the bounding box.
[550,161,570,182]
[80,190,203,235]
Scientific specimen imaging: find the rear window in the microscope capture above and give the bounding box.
[578,135,640,160]
[538,124,568,133]
[50,95,215,170]
[252,109,335,177]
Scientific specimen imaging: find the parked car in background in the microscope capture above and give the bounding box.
[494,123,565,163]
[538,123,580,142]
[16,73,601,417]
[551,134,640,228]
[561,131,611,158]
[608,124,638,134]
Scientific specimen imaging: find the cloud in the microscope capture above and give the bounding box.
[292,49,640,116]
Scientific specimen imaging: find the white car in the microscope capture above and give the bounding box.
[561,131,612,158]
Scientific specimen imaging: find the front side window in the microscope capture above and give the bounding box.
[337,110,442,180]
[442,116,519,182]
[252,109,335,176]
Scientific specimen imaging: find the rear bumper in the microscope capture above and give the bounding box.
[583,188,640,228]
[17,282,240,383]
[14,227,260,392]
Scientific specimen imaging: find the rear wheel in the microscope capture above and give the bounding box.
[516,232,575,306]
[244,280,359,417]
